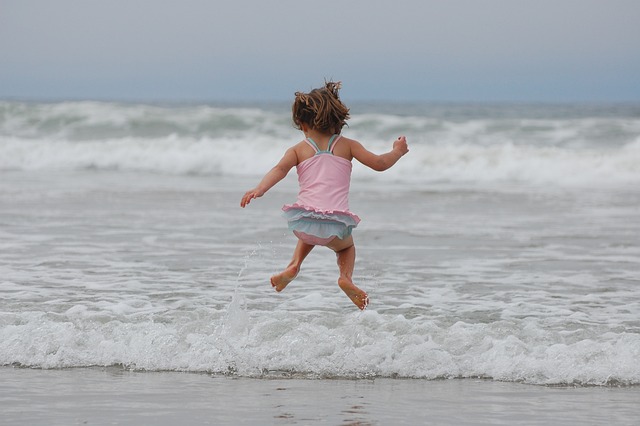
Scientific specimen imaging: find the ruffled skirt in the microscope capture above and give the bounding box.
[282,203,360,246]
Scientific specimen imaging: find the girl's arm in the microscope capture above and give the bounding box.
[241,147,298,207]
[351,136,408,171]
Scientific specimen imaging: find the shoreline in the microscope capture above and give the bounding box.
[2,366,639,425]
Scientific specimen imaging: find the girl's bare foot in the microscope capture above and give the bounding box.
[270,265,299,292]
[338,277,369,310]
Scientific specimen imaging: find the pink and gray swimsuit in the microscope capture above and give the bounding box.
[282,134,361,246]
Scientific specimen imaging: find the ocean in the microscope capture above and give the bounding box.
[1,100,639,424]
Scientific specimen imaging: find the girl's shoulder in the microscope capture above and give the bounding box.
[337,135,363,150]
[337,135,355,144]
[333,135,359,160]
[291,139,315,164]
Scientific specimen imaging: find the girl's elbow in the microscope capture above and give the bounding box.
[373,159,391,171]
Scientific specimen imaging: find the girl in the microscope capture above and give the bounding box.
[240,81,408,310]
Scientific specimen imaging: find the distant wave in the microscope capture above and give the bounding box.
[2,100,639,186]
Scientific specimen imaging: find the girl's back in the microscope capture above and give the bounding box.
[292,134,356,165]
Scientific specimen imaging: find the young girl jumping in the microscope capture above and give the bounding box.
[240,81,408,310]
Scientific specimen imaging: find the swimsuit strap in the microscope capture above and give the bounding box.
[306,135,341,155]
[304,138,320,153]
[328,134,341,153]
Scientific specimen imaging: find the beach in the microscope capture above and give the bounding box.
[3,367,640,425]
[1,101,639,424]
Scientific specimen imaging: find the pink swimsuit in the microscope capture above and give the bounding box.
[282,135,361,246]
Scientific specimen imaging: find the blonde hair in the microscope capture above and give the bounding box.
[292,81,350,134]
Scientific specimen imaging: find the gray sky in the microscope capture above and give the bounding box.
[1,0,639,102]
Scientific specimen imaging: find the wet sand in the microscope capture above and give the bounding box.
[2,367,639,425]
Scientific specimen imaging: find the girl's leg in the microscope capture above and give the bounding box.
[271,238,314,292]
[327,236,369,310]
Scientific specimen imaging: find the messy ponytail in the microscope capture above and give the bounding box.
[292,81,350,134]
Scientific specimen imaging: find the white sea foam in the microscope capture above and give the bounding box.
[1,301,638,386]
[0,171,638,386]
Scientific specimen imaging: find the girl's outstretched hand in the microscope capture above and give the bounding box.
[240,188,264,208]
[393,136,409,156]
